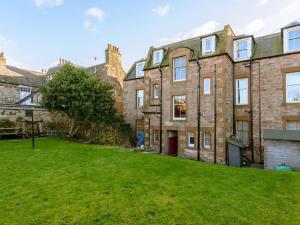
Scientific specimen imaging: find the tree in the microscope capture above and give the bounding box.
[41,64,120,137]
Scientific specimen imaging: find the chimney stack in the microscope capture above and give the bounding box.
[105,43,121,65]
[0,52,7,67]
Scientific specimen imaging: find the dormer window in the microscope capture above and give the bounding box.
[153,49,164,65]
[234,37,252,61]
[136,61,145,78]
[202,36,216,55]
[283,26,300,53]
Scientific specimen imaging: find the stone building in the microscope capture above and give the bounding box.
[124,21,300,164]
[48,44,125,112]
[0,44,125,136]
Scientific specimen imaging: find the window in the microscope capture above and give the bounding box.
[234,38,252,61]
[136,90,144,108]
[173,95,186,120]
[153,84,159,99]
[173,56,186,81]
[236,78,248,105]
[20,86,32,105]
[153,129,159,143]
[203,132,211,149]
[203,78,211,95]
[136,61,145,77]
[153,49,164,65]
[188,132,195,148]
[236,121,249,145]
[202,36,216,54]
[286,72,300,103]
[284,26,300,53]
[287,121,300,130]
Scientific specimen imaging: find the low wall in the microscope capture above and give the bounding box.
[264,129,300,171]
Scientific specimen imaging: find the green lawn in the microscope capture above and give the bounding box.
[0,138,299,225]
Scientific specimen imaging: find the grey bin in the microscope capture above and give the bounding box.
[227,138,245,167]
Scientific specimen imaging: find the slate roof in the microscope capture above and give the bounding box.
[86,63,105,74]
[253,33,283,59]
[125,59,146,80]
[143,30,225,71]
[0,65,46,87]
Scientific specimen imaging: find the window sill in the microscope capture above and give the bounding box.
[282,102,300,106]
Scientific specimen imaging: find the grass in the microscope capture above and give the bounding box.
[0,138,299,225]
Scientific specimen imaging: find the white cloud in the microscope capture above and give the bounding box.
[33,0,64,8]
[152,3,170,17]
[257,0,269,6]
[159,20,221,44]
[280,0,300,14]
[245,19,265,34]
[86,7,105,22]
[83,20,92,29]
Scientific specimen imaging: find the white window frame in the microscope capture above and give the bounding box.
[136,61,145,78]
[19,86,33,105]
[153,84,159,99]
[203,78,211,95]
[203,132,211,149]
[286,121,300,130]
[283,26,300,53]
[202,36,216,55]
[173,95,186,121]
[188,132,195,148]
[236,78,248,105]
[234,37,252,61]
[173,56,187,81]
[136,90,144,108]
[153,49,164,65]
[286,72,300,103]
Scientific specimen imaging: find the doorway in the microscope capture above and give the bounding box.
[167,130,178,156]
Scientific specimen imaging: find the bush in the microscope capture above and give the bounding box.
[0,119,15,128]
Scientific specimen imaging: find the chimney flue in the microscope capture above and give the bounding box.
[0,52,6,66]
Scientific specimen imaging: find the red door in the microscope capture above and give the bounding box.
[168,136,178,155]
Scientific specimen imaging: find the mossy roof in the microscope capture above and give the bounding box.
[253,33,283,59]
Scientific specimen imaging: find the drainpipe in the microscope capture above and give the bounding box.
[248,42,257,163]
[232,63,236,136]
[214,64,217,164]
[196,57,201,161]
[159,67,163,154]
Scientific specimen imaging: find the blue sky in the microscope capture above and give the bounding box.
[0,0,300,72]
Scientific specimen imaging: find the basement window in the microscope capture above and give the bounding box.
[173,56,186,81]
[203,132,211,149]
[286,72,300,103]
[153,49,164,65]
[284,26,300,53]
[236,78,248,105]
[173,95,186,120]
[188,132,195,148]
[136,61,145,78]
[202,36,216,55]
[287,121,300,130]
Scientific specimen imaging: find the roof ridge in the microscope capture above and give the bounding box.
[154,29,224,49]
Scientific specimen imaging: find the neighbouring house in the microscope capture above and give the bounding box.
[0,44,125,137]
[124,21,300,164]
[47,44,125,112]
